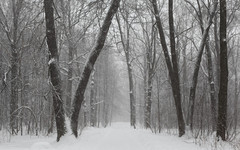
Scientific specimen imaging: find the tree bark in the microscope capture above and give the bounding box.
[151,0,185,137]
[10,50,18,135]
[59,0,74,115]
[116,12,136,128]
[90,70,96,127]
[156,76,161,133]
[206,38,217,132]
[10,0,24,135]
[127,56,136,128]
[186,1,218,130]
[66,45,74,115]
[145,75,153,128]
[233,50,239,133]
[70,0,121,137]
[217,0,228,141]
[144,28,156,128]
[214,16,220,93]
[44,0,66,142]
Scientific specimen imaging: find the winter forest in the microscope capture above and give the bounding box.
[0,0,239,149]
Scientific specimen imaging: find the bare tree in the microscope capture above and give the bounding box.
[59,0,94,115]
[44,0,66,142]
[116,2,136,128]
[10,0,24,135]
[150,0,185,136]
[71,0,121,137]
[90,69,97,126]
[185,0,218,130]
[217,0,228,141]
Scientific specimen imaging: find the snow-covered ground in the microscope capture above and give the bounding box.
[0,123,239,150]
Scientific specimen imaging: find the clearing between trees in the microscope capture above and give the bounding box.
[0,122,237,150]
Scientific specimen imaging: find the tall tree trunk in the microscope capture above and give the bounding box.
[182,42,188,118]
[156,76,161,133]
[217,0,228,141]
[214,16,220,93]
[103,55,109,127]
[70,0,121,137]
[90,70,96,127]
[233,50,239,133]
[116,12,136,128]
[44,0,66,142]
[10,0,24,135]
[206,38,217,132]
[151,0,185,137]
[59,0,74,115]
[143,60,147,125]
[66,45,74,115]
[144,25,156,129]
[186,1,218,130]
[127,57,136,128]
[145,74,153,128]
[10,49,18,135]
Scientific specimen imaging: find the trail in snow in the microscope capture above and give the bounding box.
[0,122,229,150]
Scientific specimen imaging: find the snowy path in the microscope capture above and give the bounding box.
[0,123,203,150]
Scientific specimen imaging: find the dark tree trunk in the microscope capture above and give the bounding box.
[217,0,228,141]
[70,0,121,137]
[186,1,218,130]
[10,50,18,135]
[44,0,66,142]
[151,0,185,137]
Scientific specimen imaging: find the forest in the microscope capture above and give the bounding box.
[0,0,239,149]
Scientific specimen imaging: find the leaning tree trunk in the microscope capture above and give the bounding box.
[70,0,121,137]
[217,0,228,141]
[187,1,218,130]
[151,0,185,137]
[168,0,185,136]
[44,0,66,142]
